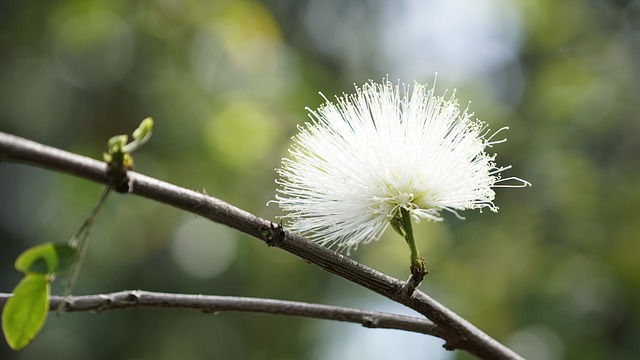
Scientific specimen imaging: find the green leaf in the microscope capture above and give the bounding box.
[132,117,154,142]
[107,134,128,154]
[2,274,50,350]
[15,243,77,274]
[53,245,77,274]
[123,117,154,153]
[15,243,56,274]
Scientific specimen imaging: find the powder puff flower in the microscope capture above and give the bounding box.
[273,79,530,275]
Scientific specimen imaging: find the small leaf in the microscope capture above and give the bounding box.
[53,245,77,274]
[15,243,77,274]
[2,274,50,350]
[132,117,154,142]
[102,152,113,163]
[107,135,128,154]
[15,243,57,274]
[124,117,154,153]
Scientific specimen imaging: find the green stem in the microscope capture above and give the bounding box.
[58,186,112,313]
[400,208,416,264]
[400,207,424,276]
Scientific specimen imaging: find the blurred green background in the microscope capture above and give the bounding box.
[1,0,639,359]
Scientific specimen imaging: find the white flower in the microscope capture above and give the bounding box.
[274,79,530,254]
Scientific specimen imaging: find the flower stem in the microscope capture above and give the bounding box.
[400,207,426,280]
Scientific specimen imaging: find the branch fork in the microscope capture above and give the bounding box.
[0,132,524,360]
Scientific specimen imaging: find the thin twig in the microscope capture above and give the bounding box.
[0,291,440,336]
[0,131,524,360]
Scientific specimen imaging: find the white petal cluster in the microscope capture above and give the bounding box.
[274,80,528,253]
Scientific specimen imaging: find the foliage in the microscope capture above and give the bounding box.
[2,244,74,350]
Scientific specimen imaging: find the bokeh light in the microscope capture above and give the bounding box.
[171,217,238,279]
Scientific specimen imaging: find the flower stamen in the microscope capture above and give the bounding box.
[272,78,530,271]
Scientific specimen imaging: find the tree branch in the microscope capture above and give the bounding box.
[0,291,440,336]
[0,131,523,360]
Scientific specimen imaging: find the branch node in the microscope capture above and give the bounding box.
[98,293,113,304]
[443,342,456,351]
[95,293,114,313]
[59,296,73,312]
[398,267,428,297]
[361,315,379,328]
[107,163,132,193]
[125,290,142,302]
[259,221,285,247]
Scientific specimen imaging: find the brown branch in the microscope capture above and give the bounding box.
[0,131,524,360]
[0,291,440,336]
